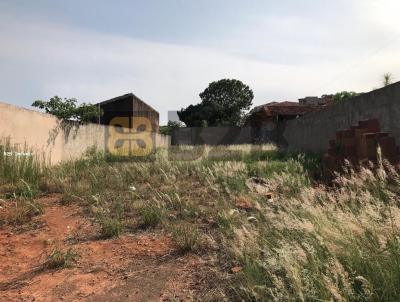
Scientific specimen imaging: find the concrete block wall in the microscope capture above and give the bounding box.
[0,102,170,164]
[283,81,400,153]
[171,127,277,145]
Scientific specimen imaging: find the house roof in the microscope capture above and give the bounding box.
[251,101,322,117]
[97,93,134,106]
[96,93,159,113]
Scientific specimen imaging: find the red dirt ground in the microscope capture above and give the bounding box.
[0,195,211,302]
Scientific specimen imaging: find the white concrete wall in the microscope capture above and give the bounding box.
[0,102,170,164]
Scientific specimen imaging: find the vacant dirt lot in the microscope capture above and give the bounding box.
[0,195,212,302]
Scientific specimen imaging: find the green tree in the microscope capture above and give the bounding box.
[178,79,253,127]
[333,91,359,103]
[32,96,102,123]
[160,120,184,135]
[177,103,214,127]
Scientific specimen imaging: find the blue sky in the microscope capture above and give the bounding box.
[0,0,399,123]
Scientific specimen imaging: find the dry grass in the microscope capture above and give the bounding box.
[42,247,78,270]
[2,142,400,301]
[171,224,201,253]
[0,139,45,186]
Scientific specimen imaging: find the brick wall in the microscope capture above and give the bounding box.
[324,118,400,169]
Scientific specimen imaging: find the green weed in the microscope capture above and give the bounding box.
[43,247,78,269]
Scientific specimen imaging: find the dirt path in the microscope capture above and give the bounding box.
[0,195,210,301]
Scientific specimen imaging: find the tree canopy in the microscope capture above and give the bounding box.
[159,120,184,135]
[32,96,102,123]
[178,79,254,127]
[333,91,360,103]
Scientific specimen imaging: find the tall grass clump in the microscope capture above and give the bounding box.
[139,204,164,228]
[4,198,43,225]
[97,216,123,238]
[339,231,400,301]
[0,139,44,186]
[172,224,200,253]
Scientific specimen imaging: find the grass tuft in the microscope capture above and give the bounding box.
[172,224,200,253]
[4,199,43,225]
[97,216,123,238]
[43,247,78,270]
[139,204,164,228]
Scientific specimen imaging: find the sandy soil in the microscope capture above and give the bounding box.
[0,195,211,302]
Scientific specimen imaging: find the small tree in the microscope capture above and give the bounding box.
[383,73,393,87]
[32,96,101,123]
[178,79,254,127]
